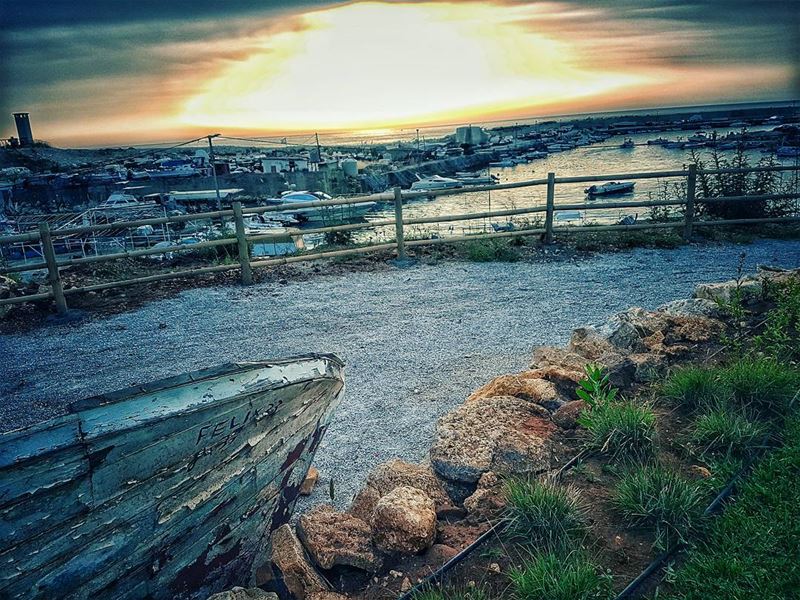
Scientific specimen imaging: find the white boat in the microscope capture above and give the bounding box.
[620,138,635,149]
[276,190,376,225]
[410,175,463,191]
[98,192,156,212]
[454,173,499,186]
[687,132,708,143]
[585,181,636,196]
[646,138,669,146]
[525,151,548,159]
[489,159,516,167]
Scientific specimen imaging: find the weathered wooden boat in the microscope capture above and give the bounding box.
[0,355,345,600]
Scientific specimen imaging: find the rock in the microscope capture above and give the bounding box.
[270,524,329,600]
[371,486,437,554]
[400,578,412,592]
[426,544,459,565]
[488,563,501,574]
[431,396,557,485]
[467,374,563,410]
[300,467,320,496]
[298,505,383,573]
[566,328,637,387]
[463,471,506,521]
[688,465,712,479]
[349,459,453,520]
[657,298,721,318]
[206,587,278,600]
[629,353,668,383]
[531,346,589,373]
[552,400,588,429]
[307,594,349,600]
[597,313,645,352]
[694,278,763,304]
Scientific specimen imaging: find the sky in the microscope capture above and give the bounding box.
[1,0,798,146]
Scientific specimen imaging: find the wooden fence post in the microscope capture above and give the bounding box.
[683,164,697,240]
[232,202,253,285]
[544,172,556,244]
[393,187,407,261]
[38,222,68,315]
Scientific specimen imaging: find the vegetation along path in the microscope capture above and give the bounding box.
[2,240,799,511]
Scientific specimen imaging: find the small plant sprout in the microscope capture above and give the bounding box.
[576,364,617,407]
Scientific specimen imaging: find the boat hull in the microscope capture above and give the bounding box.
[0,355,345,600]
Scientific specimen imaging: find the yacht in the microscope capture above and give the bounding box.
[275,190,376,224]
[585,181,636,196]
[410,175,463,191]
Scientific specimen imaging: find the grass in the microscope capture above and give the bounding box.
[504,478,586,551]
[508,552,613,600]
[661,366,719,411]
[462,238,521,262]
[662,358,800,418]
[691,406,767,457]
[662,418,800,599]
[578,400,658,462]
[570,229,683,252]
[613,465,705,550]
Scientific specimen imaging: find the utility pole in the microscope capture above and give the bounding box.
[315,132,322,166]
[207,133,222,210]
[416,128,420,161]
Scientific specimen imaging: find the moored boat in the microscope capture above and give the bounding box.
[585,181,636,196]
[409,175,463,191]
[275,190,376,224]
[0,356,345,600]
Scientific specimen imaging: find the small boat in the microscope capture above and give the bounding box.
[525,151,548,159]
[620,138,635,149]
[663,139,686,149]
[687,131,708,143]
[646,138,669,146]
[454,174,499,186]
[585,181,636,196]
[410,175,463,191]
[0,356,344,600]
[277,190,376,224]
[489,159,516,167]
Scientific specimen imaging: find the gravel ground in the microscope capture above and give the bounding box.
[2,240,799,511]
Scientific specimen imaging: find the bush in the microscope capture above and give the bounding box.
[463,238,520,262]
[755,279,800,361]
[662,366,719,411]
[412,588,488,600]
[504,478,586,550]
[509,552,613,600]
[614,465,705,549]
[578,400,657,462]
[691,407,767,456]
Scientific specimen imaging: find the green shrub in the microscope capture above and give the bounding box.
[614,465,705,549]
[504,478,586,550]
[412,587,488,600]
[691,407,767,456]
[576,365,618,407]
[662,366,720,411]
[578,400,657,462]
[508,552,613,600]
[755,279,800,361]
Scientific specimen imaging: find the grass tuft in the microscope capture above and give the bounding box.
[691,406,767,456]
[462,239,521,262]
[662,366,719,411]
[719,357,799,417]
[412,587,488,600]
[614,465,705,549]
[578,400,657,462]
[508,552,613,600]
[504,478,586,551]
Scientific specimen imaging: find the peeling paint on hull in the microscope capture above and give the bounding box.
[0,354,345,600]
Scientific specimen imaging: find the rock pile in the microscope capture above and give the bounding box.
[209,267,797,599]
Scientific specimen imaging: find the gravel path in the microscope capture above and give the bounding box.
[2,240,799,510]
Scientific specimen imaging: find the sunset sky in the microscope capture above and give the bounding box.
[1,0,798,146]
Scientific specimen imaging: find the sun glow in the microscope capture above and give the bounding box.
[180,2,647,132]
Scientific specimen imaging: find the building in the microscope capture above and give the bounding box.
[455,125,488,145]
[261,156,310,173]
[13,113,34,146]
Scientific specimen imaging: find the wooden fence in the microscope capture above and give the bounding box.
[1,164,798,315]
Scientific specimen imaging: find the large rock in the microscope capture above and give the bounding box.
[551,400,588,429]
[532,346,590,373]
[371,486,437,554]
[297,505,383,572]
[430,395,557,485]
[349,459,451,522]
[694,278,763,304]
[270,525,329,600]
[463,472,506,521]
[657,298,721,318]
[467,373,563,410]
[206,588,278,600]
[308,594,349,600]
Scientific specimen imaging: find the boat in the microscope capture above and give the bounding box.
[454,173,499,186]
[489,159,516,167]
[410,175,463,191]
[646,138,669,146]
[687,131,708,143]
[276,190,377,224]
[620,138,635,149]
[584,181,636,196]
[0,356,344,600]
[663,139,686,149]
[525,151,548,159]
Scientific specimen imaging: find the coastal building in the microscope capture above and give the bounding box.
[262,156,310,173]
[455,125,488,145]
[12,112,34,146]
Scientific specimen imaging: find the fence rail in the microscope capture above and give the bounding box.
[1,164,798,314]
